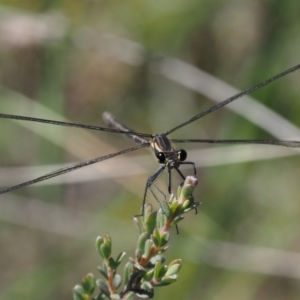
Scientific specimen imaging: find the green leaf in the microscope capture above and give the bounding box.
[113,274,122,289]
[153,260,163,281]
[143,203,153,223]
[143,239,153,260]
[109,257,120,270]
[170,200,179,212]
[144,210,157,234]
[103,233,112,248]
[98,267,108,280]
[176,185,182,198]
[154,277,176,286]
[98,262,109,279]
[160,232,169,247]
[156,209,166,229]
[168,259,182,269]
[161,201,171,218]
[160,274,178,285]
[95,236,104,256]
[94,292,106,300]
[133,216,142,235]
[97,279,110,298]
[144,268,154,281]
[151,235,160,247]
[165,263,181,277]
[135,248,143,261]
[81,273,96,294]
[180,176,197,199]
[123,262,134,286]
[100,243,111,259]
[72,285,85,300]
[115,251,126,267]
[137,232,149,253]
[182,199,191,210]
[151,228,161,247]
[149,254,164,265]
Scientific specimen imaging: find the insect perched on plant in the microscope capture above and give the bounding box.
[0,63,300,214]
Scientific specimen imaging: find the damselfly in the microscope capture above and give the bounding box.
[1,63,300,213]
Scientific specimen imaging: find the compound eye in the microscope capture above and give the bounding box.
[157,152,166,164]
[178,149,187,161]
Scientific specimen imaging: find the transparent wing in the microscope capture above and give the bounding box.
[171,139,300,148]
[0,143,148,195]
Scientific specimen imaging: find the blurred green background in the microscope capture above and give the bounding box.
[0,1,300,299]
